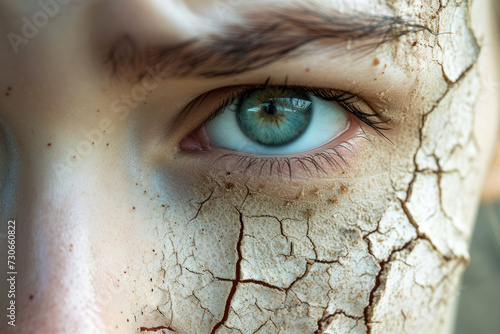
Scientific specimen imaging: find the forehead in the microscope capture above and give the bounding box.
[179,0,445,19]
[1,0,460,40]
[4,0,441,20]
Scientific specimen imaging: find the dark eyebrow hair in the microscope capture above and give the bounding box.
[104,5,431,81]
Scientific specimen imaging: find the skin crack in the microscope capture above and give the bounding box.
[139,325,176,332]
[210,207,244,333]
[187,189,215,223]
[315,310,362,334]
[213,276,285,292]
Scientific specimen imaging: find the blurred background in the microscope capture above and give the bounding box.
[456,204,500,333]
[455,3,500,333]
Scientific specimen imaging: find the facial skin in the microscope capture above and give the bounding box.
[0,0,498,333]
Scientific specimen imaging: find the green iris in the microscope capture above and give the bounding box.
[237,88,313,146]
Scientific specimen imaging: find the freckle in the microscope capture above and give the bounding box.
[127,319,129,322]
[73,156,76,159]
[97,109,100,112]
[8,87,12,91]
[124,271,127,273]
[161,204,165,207]
[305,68,310,72]
[29,295,34,300]
[412,41,417,47]
[332,199,338,204]
[136,183,138,185]
[152,249,155,252]
[92,142,94,145]
[226,171,231,175]
[384,64,387,69]
[373,58,380,66]
[106,143,109,146]
[341,186,348,193]
[144,190,147,194]
[47,143,52,147]
[225,182,235,190]
[157,195,159,198]
[132,207,135,210]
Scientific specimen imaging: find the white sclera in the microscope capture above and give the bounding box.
[205,94,350,155]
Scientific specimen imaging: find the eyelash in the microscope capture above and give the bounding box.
[185,80,392,179]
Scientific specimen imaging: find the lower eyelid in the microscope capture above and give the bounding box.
[180,113,374,183]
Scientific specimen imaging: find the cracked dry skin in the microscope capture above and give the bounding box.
[0,0,498,334]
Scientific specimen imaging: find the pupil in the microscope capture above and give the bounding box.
[262,101,277,115]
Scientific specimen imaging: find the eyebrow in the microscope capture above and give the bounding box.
[104,5,430,81]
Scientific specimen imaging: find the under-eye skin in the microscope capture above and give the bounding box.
[178,81,392,179]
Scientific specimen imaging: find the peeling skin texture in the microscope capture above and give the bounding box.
[0,0,499,333]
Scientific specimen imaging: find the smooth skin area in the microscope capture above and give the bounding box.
[0,0,499,333]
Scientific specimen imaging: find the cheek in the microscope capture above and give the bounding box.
[123,160,407,332]
[113,172,243,332]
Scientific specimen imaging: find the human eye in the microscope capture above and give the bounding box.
[178,81,390,180]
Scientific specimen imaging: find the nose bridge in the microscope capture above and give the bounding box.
[1,157,106,333]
